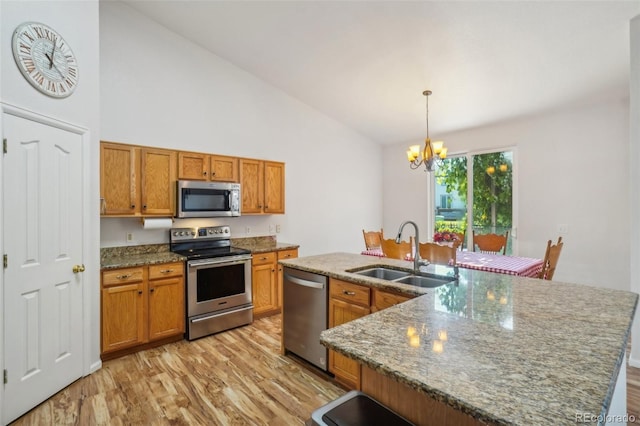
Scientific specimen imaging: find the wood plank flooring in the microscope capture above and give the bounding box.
[9,315,640,425]
[10,315,344,425]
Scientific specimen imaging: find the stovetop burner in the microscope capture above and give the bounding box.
[169,225,250,260]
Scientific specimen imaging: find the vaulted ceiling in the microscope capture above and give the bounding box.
[122,1,640,145]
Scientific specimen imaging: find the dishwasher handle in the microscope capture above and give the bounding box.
[284,274,325,290]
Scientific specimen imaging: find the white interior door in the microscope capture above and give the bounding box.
[2,112,84,423]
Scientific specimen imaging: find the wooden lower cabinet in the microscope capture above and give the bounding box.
[101,262,184,359]
[328,279,371,390]
[328,279,415,390]
[252,248,298,319]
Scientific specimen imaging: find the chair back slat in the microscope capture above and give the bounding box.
[538,237,564,280]
[381,238,413,260]
[417,242,456,266]
[472,231,509,255]
[362,228,383,250]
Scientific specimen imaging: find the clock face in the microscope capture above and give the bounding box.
[12,22,79,98]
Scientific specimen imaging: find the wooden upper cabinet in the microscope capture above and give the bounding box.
[240,158,285,215]
[177,151,209,181]
[264,161,285,214]
[100,142,140,215]
[210,155,238,182]
[177,152,238,182]
[240,159,264,214]
[100,141,176,217]
[140,148,176,216]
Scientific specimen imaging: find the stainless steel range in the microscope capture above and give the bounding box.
[170,225,253,340]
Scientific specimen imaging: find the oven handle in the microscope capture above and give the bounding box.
[191,305,253,323]
[188,257,251,268]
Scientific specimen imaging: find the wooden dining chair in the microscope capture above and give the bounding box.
[472,230,509,255]
[417,242,457,266]
[537,237,564,280]
[380,237,413,260]
[452,231,465,250]
[362,228,383,250]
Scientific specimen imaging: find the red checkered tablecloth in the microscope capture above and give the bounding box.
[361,249,384,257]
[456,251,543,278]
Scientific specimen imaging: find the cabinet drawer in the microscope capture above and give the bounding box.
[330,279,370,307]
[277,248,298,260]
[372,289,411,312]
[252,251,277,266]
[148,262,184,280]
[102,267,144,287]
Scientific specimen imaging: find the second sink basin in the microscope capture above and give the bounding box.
[350,266,456,289]
[354,267,411,281]
[395,274,456,288]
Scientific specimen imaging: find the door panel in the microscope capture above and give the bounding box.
[2,112,84,423]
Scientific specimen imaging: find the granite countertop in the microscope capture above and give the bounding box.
[101,238,300,270]
[280,252,639,425]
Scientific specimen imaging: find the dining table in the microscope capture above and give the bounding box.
[361,248,543,278]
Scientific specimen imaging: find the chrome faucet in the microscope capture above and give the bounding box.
[396,220,422,274]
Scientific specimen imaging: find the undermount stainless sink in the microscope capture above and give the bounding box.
[349,267,456,289]
[395,274,456,288]
[353,267,411,281]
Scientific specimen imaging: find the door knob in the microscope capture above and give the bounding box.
[73,264,85,273]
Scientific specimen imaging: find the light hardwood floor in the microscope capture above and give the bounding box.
[9,316,640,425]
[10,315,343,425]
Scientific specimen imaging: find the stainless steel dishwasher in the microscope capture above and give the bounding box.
[283,267,328,371]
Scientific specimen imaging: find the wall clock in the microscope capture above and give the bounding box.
[12,22,79,98]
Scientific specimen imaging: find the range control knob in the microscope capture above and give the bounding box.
[191,231,195,235]
[179,231,185,236]
[208,229,213,234]
[224,229,229,233]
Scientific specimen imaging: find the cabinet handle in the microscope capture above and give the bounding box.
[260,257,267,261]
[212,171,216,176]
[138,290,143,295]
[143,205,147,209]
[343,290,356,296]
[116,274,132,280]
[203,171,207,175]
[130,204,135,209]
[150,288,155,293]
[160,269,174,274]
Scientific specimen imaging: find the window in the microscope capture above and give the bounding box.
[434,150,514,254]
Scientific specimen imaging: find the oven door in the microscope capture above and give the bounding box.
[187,254,252,317]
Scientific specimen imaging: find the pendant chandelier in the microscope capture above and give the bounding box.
[407,90,447,172]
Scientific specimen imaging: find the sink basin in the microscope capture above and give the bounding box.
[394,274,456,288]
[353,267,411,281]
[350,266,456,289]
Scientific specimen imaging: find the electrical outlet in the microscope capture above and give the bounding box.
[276,225,281,233]
[557,224,569,234]
[269,224,275,234]
[126,232,134,242]
[245,226,251,234]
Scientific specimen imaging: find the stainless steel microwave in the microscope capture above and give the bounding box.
[175,180,241,218]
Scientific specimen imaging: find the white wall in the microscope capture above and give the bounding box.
[384,99,630,290]
[99,2,382,256]
[628,14,640,368]
[0,0,101,420]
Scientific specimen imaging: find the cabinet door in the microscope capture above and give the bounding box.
[264,161,285,214]
[252,262,278,317]
[328,298,370,390]
[178,151,209,181]
[100,142,139,215]
[210,155,238,182]
[101,282,146,353]
[140,148,177,216]
[372,289,412,313]
[240,159,264,214]
[276,249,298,311]
[148,276,185,341]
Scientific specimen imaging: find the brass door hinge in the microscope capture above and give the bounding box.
[3,138,6,154]
[3,254,7,269]
[3,369,7,384]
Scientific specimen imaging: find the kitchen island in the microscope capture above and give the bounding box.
[279,253,638,425]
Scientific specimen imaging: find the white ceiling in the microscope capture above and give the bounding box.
[122,0,640,145]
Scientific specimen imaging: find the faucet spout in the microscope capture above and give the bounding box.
[396,220,420,274]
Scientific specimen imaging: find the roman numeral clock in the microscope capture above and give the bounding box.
[12,22,79,98]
